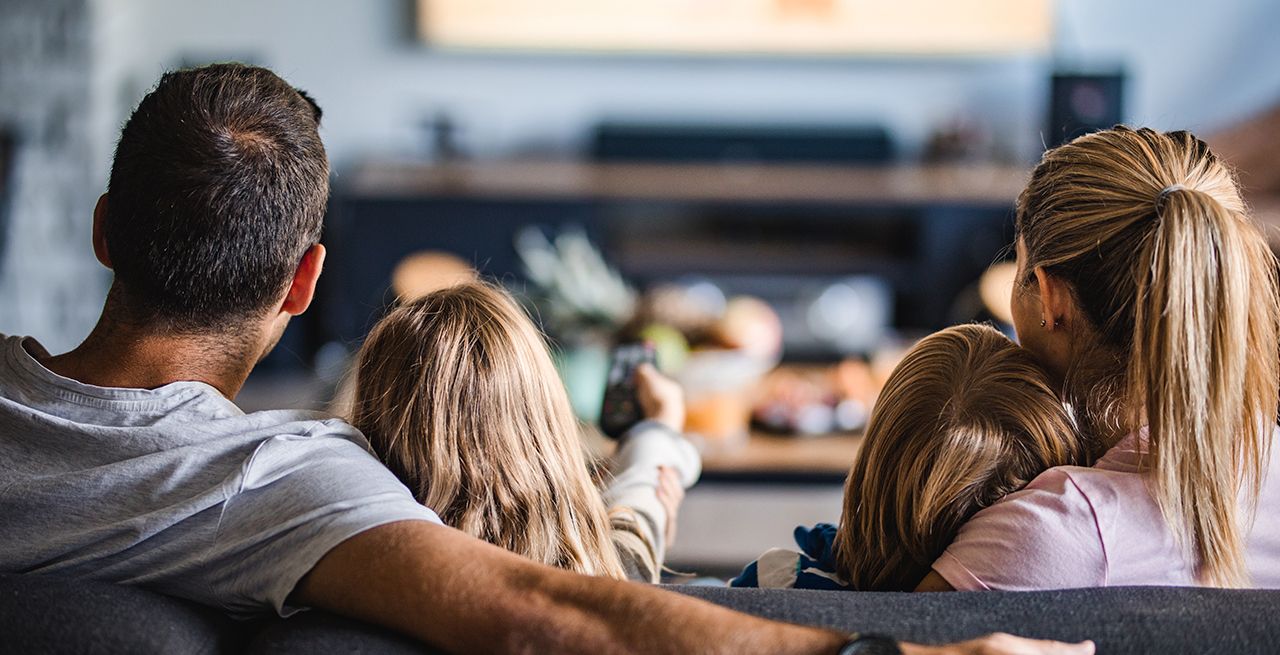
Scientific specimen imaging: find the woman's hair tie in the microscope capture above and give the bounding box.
[1157,183,1188,202]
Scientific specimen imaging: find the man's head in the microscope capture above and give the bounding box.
[100,63,329,335]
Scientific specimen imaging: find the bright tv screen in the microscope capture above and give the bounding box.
[418,0,1053,56]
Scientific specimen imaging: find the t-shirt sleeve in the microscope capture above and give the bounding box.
[931,468,1106,591]
[204,423,442,618]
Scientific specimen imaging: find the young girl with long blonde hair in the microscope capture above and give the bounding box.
[731,323,1085,590]
[350,282,700,582]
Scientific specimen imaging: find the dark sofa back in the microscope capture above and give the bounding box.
[0,573,243,654]
[674,584,1280,654]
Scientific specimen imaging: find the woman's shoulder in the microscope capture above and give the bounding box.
[973,466,1106,534]
[932,467,1109,590]
[973,459,1152,541]
[1016,445,1153,526]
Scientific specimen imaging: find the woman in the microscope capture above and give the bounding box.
[921,126,1280,591]
[350,282,701,583]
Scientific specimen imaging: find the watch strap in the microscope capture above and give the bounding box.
[837,633,902,655]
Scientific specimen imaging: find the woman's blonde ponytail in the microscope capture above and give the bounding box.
[1134,187,1269,586]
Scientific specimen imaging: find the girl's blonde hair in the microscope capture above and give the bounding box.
[1016,126,1280,587]
[833,324,1083,591]
[350,282,639,580]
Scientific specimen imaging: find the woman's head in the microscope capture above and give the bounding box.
[833,324,1082,591]
[1011,126,1280,586]
[350,282,629,579]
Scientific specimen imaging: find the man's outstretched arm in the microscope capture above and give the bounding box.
[292,520,1092,655]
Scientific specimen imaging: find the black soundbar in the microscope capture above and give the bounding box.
[592,123,893,164]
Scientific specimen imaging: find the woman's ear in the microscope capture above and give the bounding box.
[1033,266,1075,330]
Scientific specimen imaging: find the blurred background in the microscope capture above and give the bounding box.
[3,0,1280,575]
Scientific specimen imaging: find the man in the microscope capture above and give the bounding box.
[0,64,1090,655]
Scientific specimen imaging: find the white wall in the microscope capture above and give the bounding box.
[93,0,1280,179]
[1055,1,1280,135]
[0,0,111,352]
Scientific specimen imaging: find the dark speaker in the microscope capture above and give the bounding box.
[1047,71,1125,148]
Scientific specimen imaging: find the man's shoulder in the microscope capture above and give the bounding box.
[236,409,361,439]
[201,411,384,488]
[234,411,374,461]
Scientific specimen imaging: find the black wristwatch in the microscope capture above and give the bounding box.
[837,633,902,655]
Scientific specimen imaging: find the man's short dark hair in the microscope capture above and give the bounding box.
[105,63,329,332]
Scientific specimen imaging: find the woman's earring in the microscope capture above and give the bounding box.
[1040,319,1047,328]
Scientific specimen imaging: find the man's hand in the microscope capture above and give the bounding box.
[903,634,1095,655]
[655,465,685,548]
[635,363,686,432]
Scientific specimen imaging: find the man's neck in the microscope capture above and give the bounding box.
[38,317,263,399]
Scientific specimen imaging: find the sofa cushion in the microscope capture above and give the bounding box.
[0,573,245,654]
[671,584,1280,654]
[5,572,1278,654]
[244,610,438,654]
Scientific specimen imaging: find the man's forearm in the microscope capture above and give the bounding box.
[294,520,845,654]
[515,557,846,654]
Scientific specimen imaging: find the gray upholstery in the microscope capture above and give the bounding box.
[2,574,1278,653]
[243,611,436,655]
[672,585,1278,654]
[0,574,244,655]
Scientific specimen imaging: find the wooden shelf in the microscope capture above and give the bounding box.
[588,428,861,483]
[346,160,1030,207]
[700,431,861,480]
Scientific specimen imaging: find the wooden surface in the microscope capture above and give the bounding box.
[700,431,862,477]
[348,162,1280,247]
[347,160,1030,206]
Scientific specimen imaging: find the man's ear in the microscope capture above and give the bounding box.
[281,244,326,316]
[1033,266,1075,330]
[92,193,112,269]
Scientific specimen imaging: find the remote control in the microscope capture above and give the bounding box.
[599,342,657,439]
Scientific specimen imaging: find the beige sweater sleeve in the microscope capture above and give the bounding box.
[600,421,702,582]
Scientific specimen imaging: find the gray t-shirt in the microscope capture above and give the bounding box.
[0,334,442,618]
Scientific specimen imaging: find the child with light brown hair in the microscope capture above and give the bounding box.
[350,281,700,583]
[732,323,1085,591]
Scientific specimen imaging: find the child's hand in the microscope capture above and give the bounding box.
[656,465,685,549]
[634,363,685,432]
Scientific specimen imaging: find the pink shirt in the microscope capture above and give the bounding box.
[934,428,1280,590]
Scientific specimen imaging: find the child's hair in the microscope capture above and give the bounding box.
[832,323,1084,591]
[350,281,641,580]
